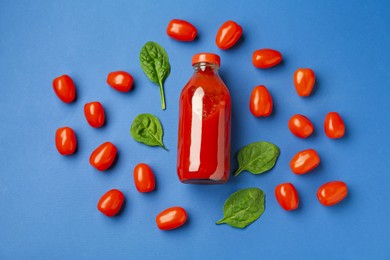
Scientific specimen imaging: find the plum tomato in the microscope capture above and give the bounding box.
[107,71,133,92]
[288,114,314,138]
[156,206,187,230]
[89,142,117,171]
[290,149,320,175]
[275,183,299,211]
[97,189,124,217]
[53,75,76,103]
[317,181,348,206]
[252,49,282,69]
[55,127,77,155]
[166,19,197,41]
[216,20,243,50]
[294,68,315,96]
[249,85,273,117]
[324,112,345,139]
[84,101,105,128]
[134,163,156,193]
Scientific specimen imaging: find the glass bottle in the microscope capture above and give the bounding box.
[177,53,231,184]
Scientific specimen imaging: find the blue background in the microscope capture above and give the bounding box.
[1,0,389,259]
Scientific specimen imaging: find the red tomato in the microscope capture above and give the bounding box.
[107,71,133,92]
[249,85,273,117]
[317,181,348,206]
[294,68,315,96]
[288,114,314,138]
[89,142,117,171]
[55,127,77,155]
[156,206,187,230]
[324,112,345,139]
[134,163,156,193]
[275,183,299,211]
[216,20,243,50]
[53,75,76,103]
[97,189,124,217]
[252,49,282,69]
[166,19,197,41]
[290,149,320,175]
[84,101,105,128]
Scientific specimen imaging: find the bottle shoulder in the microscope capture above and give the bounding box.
[181,71,230,97]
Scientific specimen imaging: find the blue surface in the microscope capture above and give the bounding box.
[1,0,389,259]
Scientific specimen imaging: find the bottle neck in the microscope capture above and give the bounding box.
[193,62,219,73]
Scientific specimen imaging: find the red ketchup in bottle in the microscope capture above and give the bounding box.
[177,53,231,184]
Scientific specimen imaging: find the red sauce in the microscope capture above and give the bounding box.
[177,61,231,184]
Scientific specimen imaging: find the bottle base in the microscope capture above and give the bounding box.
[179,178,228,185]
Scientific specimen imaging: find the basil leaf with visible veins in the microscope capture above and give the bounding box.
[139,41,170,110]
[234,141,280,176]
[216,188,265,229]
[130,113,167,150]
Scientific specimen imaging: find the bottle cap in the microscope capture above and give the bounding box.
[192,53,220,67]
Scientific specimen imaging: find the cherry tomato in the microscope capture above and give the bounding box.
[252,49,282,69]
[288,114,314,138]
[324,112,345,139]
[55,127,77,155]
[134,163,156,193]
[275,183,299,211]
[294,68,315,96]
[107,71,133,92]
[290,149,320,175]
[84,101,105,128]
[97,189,124,217]
[53,75,76,103]
[166,19,197,41]
[249,85,273,117]
[215,20,242,50]
[156,206,187,230]
[89,142,117,171]
[317,181,348,206]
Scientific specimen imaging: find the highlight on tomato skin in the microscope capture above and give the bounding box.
[249,85,273,117]
[89,142,118,171]
[55,127,77,156]
[288,114,314,138]
[84,101,105,128]
[97,189,125,217]
[324,112,345,139]
[133,163,156,193]
[317,181,348,206]
[293,68,315,96]
[215,20,243,50]
[290,149,320,175]
[252,49,283,69]
[166,19,197,42]
[156,206,187,230]
[52,74,76,103]
[107,71,133,92]
[275,183,299,211]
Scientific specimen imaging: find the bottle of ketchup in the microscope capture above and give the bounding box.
[177,53,231,184]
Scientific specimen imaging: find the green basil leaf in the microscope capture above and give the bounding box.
[234,141,280,176]
[130,113,167,150]
[216,188,265,229]
[139,41,170,110]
